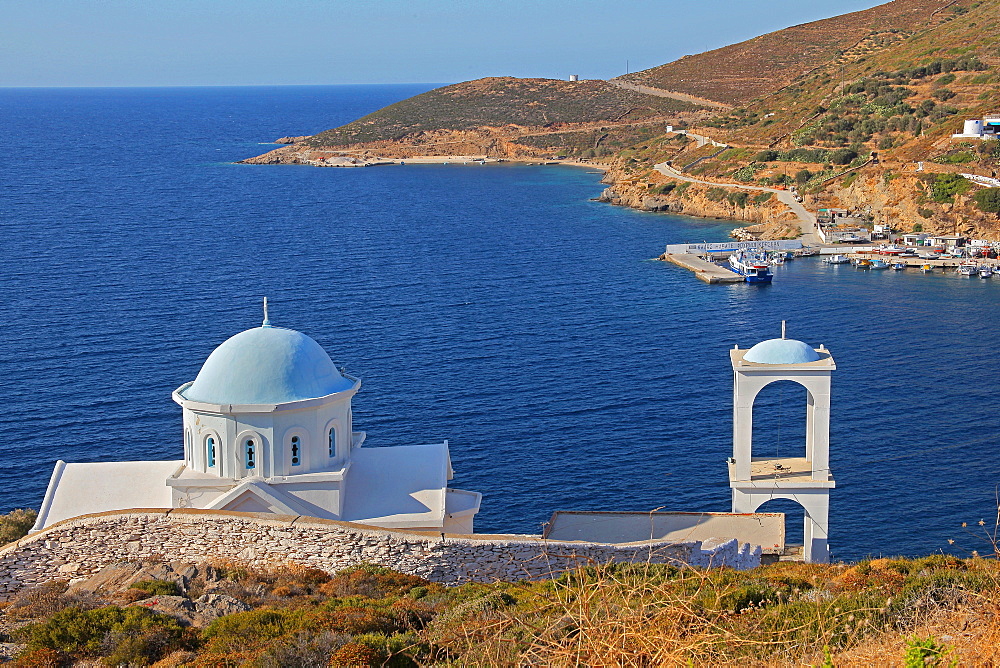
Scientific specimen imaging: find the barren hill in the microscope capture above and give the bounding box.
[304,77,700,149]
[619,0,974,105]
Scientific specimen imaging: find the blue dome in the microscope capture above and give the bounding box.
[743,338,820,365]
[183,326,354,405]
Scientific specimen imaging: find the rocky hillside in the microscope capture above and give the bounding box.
[618,0,971,106]
[243,0,1000,239]
[244,78,710,165]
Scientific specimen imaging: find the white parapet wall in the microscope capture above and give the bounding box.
[0,509,762,598]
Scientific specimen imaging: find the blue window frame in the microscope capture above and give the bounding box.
[245,438,256,469]
[206,436,216,468]
[291,436,301,466]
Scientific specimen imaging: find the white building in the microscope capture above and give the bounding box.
[952,115,1000,139]
[729,328,836,563]
[33,309,482,533]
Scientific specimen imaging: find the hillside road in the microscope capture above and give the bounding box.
[653,162,819,244]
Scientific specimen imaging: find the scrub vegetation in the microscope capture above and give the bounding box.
[0,509,36,546]
[7,556,1000,665]
[306,78,699,148]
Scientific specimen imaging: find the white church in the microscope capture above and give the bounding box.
[32,305,482,534]
[31,306,837,564]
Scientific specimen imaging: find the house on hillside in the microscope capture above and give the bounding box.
[952,115,1000,139]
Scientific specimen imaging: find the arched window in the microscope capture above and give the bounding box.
[206,436,216,468]
[290,435,301,466]
[184,429,191,461]
[245,438,256,470]
[328,428,336,458]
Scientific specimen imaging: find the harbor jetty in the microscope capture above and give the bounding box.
[661,240,803,284]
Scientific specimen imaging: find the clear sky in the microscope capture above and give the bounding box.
[1,0,885,87]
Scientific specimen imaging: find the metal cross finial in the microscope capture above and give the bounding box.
[262,296,271,327]
[781,320,786,339]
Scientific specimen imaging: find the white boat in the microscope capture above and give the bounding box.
[892,262,907,271]
[728,250,773,283]
[993,266,1000,276]
[980,266,993,278]
[870,259,890,270]
[878,244,906,255]
[957,261,978,276]
[825,254,850,265]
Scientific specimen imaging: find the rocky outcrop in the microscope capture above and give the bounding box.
[0,509,761,600]
[596,168,801,239]
[129,593,251,627]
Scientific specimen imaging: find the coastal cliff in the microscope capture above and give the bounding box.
[240,0,1000,240]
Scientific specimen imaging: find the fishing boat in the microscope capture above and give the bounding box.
[957,261,978,277]
[921,264,933,273]
[854,258,872,269]
[980,266,993,278]
[728,250,773,283]
[878,244,906,255]
[769,252,785,266]
[993,266,1000,277]
[825,254,850,265]
[892,262,907,271]
[870,259,890,270]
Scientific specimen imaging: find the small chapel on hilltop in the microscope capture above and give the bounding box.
[32,304,482,533]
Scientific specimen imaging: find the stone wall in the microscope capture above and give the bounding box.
[0,509,761,598]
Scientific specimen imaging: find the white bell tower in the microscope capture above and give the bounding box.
[728,323,836,563]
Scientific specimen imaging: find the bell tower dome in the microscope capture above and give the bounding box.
[728,323,836,563]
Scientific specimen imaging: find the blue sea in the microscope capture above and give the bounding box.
[2,84,998,561]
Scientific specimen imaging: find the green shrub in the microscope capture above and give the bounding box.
[913,222,924,232]
[795,169,813,184]
[129,580,182,597]
[754,149,779,162]
[0,509,37,545]
[706,187,727,202]
[903,636,950,667]
[16,605,189,664]
[930,173,971,203]
[753,192,773,205]
[654,182,676,196]
[727,192,749,208]
[973,187,1000,214]
[934,152,975,164]
[829,148,858,165]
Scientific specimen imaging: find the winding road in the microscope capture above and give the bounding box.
[654,161,819,244]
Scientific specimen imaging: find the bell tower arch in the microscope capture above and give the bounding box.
[729,325,836,563]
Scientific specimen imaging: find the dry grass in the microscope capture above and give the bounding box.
[427,557,1000,666]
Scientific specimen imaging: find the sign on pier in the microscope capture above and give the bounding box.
[664,240,803,255]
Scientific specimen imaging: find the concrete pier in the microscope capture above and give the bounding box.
[662,253,745,283]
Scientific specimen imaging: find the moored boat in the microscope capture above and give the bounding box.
[892,262,906,271]
[980,266,993,278]
[957,261,978,276]
[878,244,906,255]
[921,264,933,273]
[825,254,850,265]
[870,259,890,270]
[728,250,773,283]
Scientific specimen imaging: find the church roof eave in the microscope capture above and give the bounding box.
[172,376,361,414]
